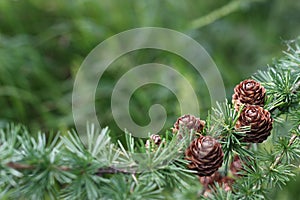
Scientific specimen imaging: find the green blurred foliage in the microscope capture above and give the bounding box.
[0,0,300,197]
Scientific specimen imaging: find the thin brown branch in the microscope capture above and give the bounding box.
[6,162,72,171]
[5,162,136,175]
[292,80,300,94]
[96,167,136,175]
[270,134,298,169]
[6,162,35,170]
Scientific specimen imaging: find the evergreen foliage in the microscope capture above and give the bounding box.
[1,38,300,200]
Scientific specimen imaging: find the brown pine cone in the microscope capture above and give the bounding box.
[232,79,266,110]
[172,114,205,134]
[145,134,162,149]
[235,105,273,143]
[230,155,243,177]
[185,135,223,176]
[201,174,234,197]
[199,171,222,189]
[149,134,162,145]
[219,176,234,192]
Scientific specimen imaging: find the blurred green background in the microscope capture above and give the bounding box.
[0,0,300,198]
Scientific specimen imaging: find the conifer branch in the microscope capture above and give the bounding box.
[6,162,35,170]
[5,162,134,175]
[96,167,135,175]
[270,134,298,170]
[189,0,265,29]
[1,38,300,200]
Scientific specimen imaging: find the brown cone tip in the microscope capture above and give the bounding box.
[185,135,223,176]
[236,105,273,143]
[232,79,266,110]
[173,114,205,134]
